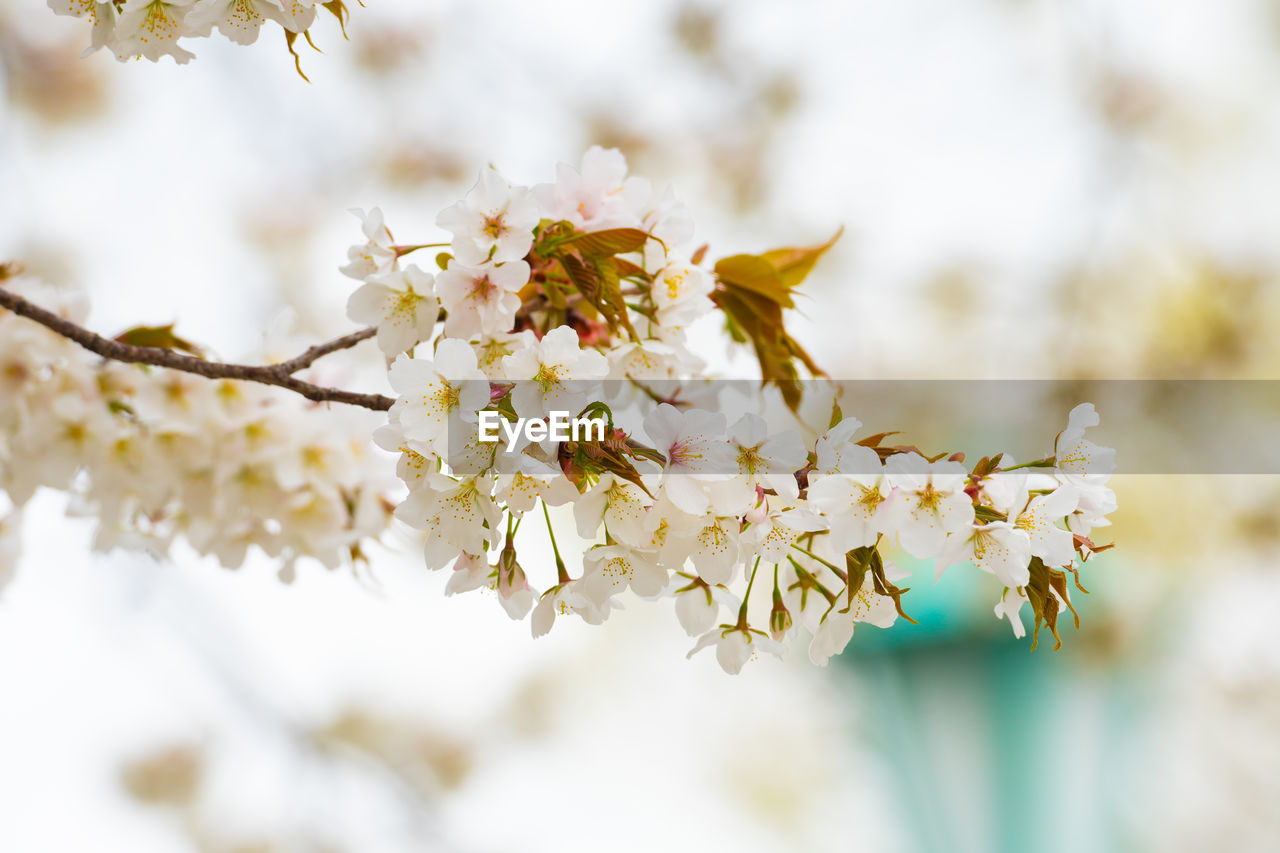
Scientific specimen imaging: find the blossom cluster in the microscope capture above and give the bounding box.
[0,276,393,587]
[47,0,347,65]
[347,148,1119,673]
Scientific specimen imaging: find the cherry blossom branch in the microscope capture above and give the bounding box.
[272,326,378,374]
[0,284,393,411]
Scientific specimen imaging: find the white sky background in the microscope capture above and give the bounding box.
[2,0,1280,850]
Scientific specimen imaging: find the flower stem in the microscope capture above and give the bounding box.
[789,543,848,582]
[392,243,450,258]
[999,457,1056,471]
[542,500,570,584]
[787,557,838,605]
[737,556,762,626]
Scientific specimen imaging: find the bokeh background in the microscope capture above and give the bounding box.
[3,0,1280,850]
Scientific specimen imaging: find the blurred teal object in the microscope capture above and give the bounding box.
[843,554,1134,853]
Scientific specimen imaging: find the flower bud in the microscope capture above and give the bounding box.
[496,537,528,600]
[769,592,793,642]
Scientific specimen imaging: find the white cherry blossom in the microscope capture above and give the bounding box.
[807,443,890,552]
[573,473,654,548]
[435,260,529,339]
[112,0,199,63]
[339,207,397,282]
[185,0,284,45]
[673,579,737,637]
[502,326,608,419]
[882,452,976,559]
[808,576,900,666]
[386,340,489,455]
[743,501,827,564]
[394,473,500,569]
[938,520,1032,587]
[493,452,578,513]
[273,0,316,32]
[723,414,807,503]
[642,404,735,515]
[471,330,538,379]
[534,146,651,230]
[1012,485,1079,568]
[531,580,610,638]
[346,264,438,357]
[687,626,786,675]
[663,513,743,586]
[994,587,1029,639]
[580,544,668,605]
[48,0,118,52]
[1066,482,1117,537]
[1055,403,1117,485]
[444,552,490,597]
[435,168,539,266]
[813,416,864,475]
[651,260,715,327]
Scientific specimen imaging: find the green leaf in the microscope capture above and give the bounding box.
[596,257,638,339]
[783,333,823,377]
[714,254,793,308]
[283,29,311,83]
[553,228,649,257]
[613,256,649,279]
[560,253,599,304]
[759,227,843,290]
[868,548,917,625]
[559,253,636,340]
[856,432,900,448]
[1048,571,1081,630]
[322,0,350,38]
[710,234,837,412]
[714,284,814,411]
[844,548,870,608]
[1025,558,1061,651]
[114,324,204,357]
[970,454,1005,479]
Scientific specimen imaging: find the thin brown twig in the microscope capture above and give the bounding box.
[272,326,378,374]
[0,285,393,411]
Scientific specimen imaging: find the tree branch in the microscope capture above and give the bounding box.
[0,285,394,412]
[272,326,378,374]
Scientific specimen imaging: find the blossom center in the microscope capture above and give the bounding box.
[429,382,460,412]
[481,212,507,240]
[533,363,564,392]
[142,3,179,41]
[737,444,763,475]
[603,557,632,582]
[858,485,883,512]
[468,275,497,301]
[916,483,942,513]
[665,272,686,300]
[394,290,420,316]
